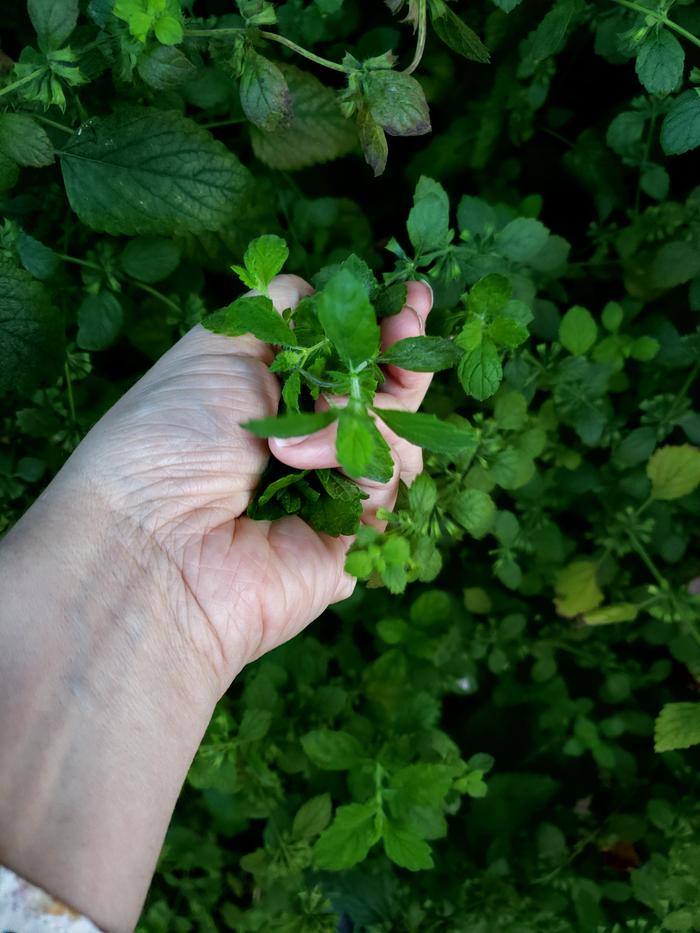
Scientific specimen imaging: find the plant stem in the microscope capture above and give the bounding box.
[627,527,666,589]
[258,31,353,74]
[184,27,244,37]
[30,113,75,135]
[200,117,248,129]
[611,0,700,49]
[0,67,46,99]
[132,281,181,315]
[64,362,76,422]
[55,252,101,270]
[404,0,428,75]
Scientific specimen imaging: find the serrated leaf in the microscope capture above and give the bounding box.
[451,488,496,538]
[60,108,251,236]
[236,234,289,294]
[77,292,124,350]
[137,45,196,90]
[313,803,380,870]
[382,821,434,870]
[635,29,684,96]
[468,274,511,315]
[337,409,394,482]
[16,231,59,280]
[660,91,700,156]
[364,70,431,137]
[28,0,78,50]
[301,729,367,769]
[251,64,357,169]
[379,336,461,371]
[654,703,700,752]
[647,444,700,500]
[428,0,490,63]
[458,339,502,400]
[292,794,332,840]
[373,408,478,457]
[559,305,597,355]
[205,295,295,346]
[239,50,292,132]
[357,106,388,176]
[554,560,604,617]
[120,237,180,283]
[243,409,337,438]
[407,176,452,255]
[0,255,63,395]
[317,268,380,367]
[495,218,549,263]
[0,114,54,168]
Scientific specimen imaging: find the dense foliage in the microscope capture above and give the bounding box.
[2,0,700,929]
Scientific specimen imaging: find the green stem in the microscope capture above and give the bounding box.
[0,67,46,99]
[635,104,657,214]
[30,113,75,135]
[404,0,428,74]
[55,252,100,270]
[200,117,248,129]
[132,281,181,315]
[667,359,700,422]
[64,362,76,422]
[611,0,700,49]
[259,31,353,74]
[627,527,666,589]
[183,27,244,37]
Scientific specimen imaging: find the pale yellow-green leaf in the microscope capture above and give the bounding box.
[647,444,700,500]
[554,560,603,618]
[583,603,638,625]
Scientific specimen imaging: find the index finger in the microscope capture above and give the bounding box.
[379,280,434,412]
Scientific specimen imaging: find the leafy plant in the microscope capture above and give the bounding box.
[2,0,700,929]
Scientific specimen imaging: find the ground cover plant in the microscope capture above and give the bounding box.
[2,0,700,928]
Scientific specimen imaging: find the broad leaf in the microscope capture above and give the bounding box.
[660,91,700,156]
[28,0,78,50]
[337,408,394,482]
[120,237,181,283]
[243,409,338,438]
[239,50,292,132]
[428,0,490,63]
[554,560,604,617]
[458,340,502,400]
[379,336,462,371]
[313,803,380,870]
[233,235,289,294]
[451,488,496,538]
[77,292,124,350]
[373,408,479,457]
[654,703,700,753]
[635,29,684,96]
[137,45,196,90]
[647,444,700,500]
[317,268,380,367]
[382,821,434,870]
[559,305,597,355]
[206,295,295,345]
[292,794,332,840]
[0,114,54,167]
[364,70,431,137]
[301,729,367,769]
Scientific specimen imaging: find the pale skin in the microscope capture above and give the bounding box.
[0,275,434,932]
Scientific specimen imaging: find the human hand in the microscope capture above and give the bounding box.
[65,274,434,696]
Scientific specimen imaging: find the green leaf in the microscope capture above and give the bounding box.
[583,604,639,625]
[379,336,462,371]
[137,45,196,90]
[292,794,332,840]
[428,0,490,63]
[77,292,124,350]
[660,91,700,156]
[120,237,180,283]
[559,305,597,355]
[206,295,294,345]
[301,728,367,769]
[488,317,529,348]
[529,0,582,62]
[313,803,380,870]
[554,560,604,618]
[0,114,54,168]
[317,268,380,367]
[647,444,700,500]
[60,108,251,236]
[337,409,394,482]
[468,274,511,315]
[451,488,496,538]
[635,29,684,96]
[458,339,502,400]
[16,231,59,281]
[239,50,292,132]
[243,409,338,438]
[0,153,19,192]
[382,822,434,870]
[373,408,479,457]
[250,65,357,170]
[606,110,646,157]
[364,70,431,137]
[357,106,388,176]
[650,241,700,288]
[375,282,408,318]
[654,703,700,753]
[233,235,289,294]
[407,176,452,255]
[0,255,63,395]
[389,764,454,808]
[28,0,78,50]
[495,218,549,263]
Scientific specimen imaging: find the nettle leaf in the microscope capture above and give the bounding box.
[357,106,388,176]
[61,108,251,236]
[374,408,479,458]
[382,821,434,871]
[0,114,54,168]
[232,234,289,295]
[363,70,431,137]
[646,444,700,500]
[337,409,394,482]
[301,729,367,769]
[206,295,295,346]
[251,65,357,170]
[77,292,124,351]
[451,488,496,538]
[243,409,338,438]
[317,268,380,367]
[407,176,452,255]
[428,0,490,63]
[660,90,700,156]
[313,803,380,870]
[137,45,197,90]
[458,340,502,400]
[468,274,511,315]
[635,28,684,96]
[0,255,63,395]
[654,703,700,753]
[120,237,180,283]
[554,560,604,618]
[495,218,549,263]
[239,50,292,133]
[28,0,78,50]
[379,336,461,371]
[559,305,597,355]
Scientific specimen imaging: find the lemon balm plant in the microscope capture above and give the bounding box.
[2,0,700,929]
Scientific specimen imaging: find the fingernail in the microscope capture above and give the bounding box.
[407,305,425,335]
[419,278,433,305]
[272,434,310,448]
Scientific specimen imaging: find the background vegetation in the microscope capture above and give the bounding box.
[2,0,700,929]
